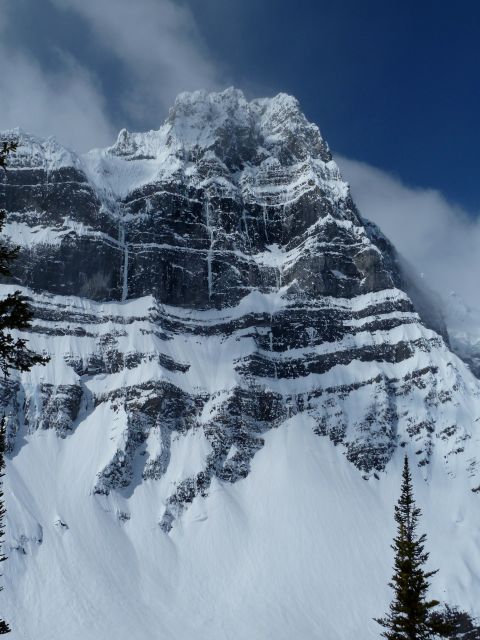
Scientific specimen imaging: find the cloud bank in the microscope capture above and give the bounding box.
[337,156,480,312]
[0,0,221,151]
[0,45,116,152]
[50,0,220,121]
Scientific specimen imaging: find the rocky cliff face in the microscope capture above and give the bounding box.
[1,89,480,534]
[3,89,480,640]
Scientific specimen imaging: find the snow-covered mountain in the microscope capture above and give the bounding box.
[1,88,480,639]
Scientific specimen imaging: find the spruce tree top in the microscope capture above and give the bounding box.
[375,455,451,639]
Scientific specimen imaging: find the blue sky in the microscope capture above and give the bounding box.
[1,0,479,305]
[189,1,480,211]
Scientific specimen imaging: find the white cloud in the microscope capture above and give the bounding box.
[337,155,480,312]
[0,0,222,152]
[50,0,221,122]
[0,45,116,152]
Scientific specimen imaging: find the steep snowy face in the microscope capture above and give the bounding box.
[2,91,480,638]
[0,130,122,300]
[2,89,480,515]
[3,89,368,306]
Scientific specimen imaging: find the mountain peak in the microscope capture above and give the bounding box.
[2,87,480,639]
[1,128,81,171]
[106,88,329,169]
[168,87,302,128]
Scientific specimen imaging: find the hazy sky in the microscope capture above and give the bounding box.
[0,0,479,308]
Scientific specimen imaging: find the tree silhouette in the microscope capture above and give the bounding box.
[0,139,50,633]
[375,455,451,639]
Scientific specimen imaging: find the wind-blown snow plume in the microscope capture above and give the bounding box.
[50,0,220,120]
[338,155,480,311]
[0,40,115,152]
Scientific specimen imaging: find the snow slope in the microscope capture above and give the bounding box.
[5,417,480,640]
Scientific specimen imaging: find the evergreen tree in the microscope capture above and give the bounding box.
[0,140,49,633]
[0,142,17,171]
[0,140,49,377]
[375,455,451,639]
